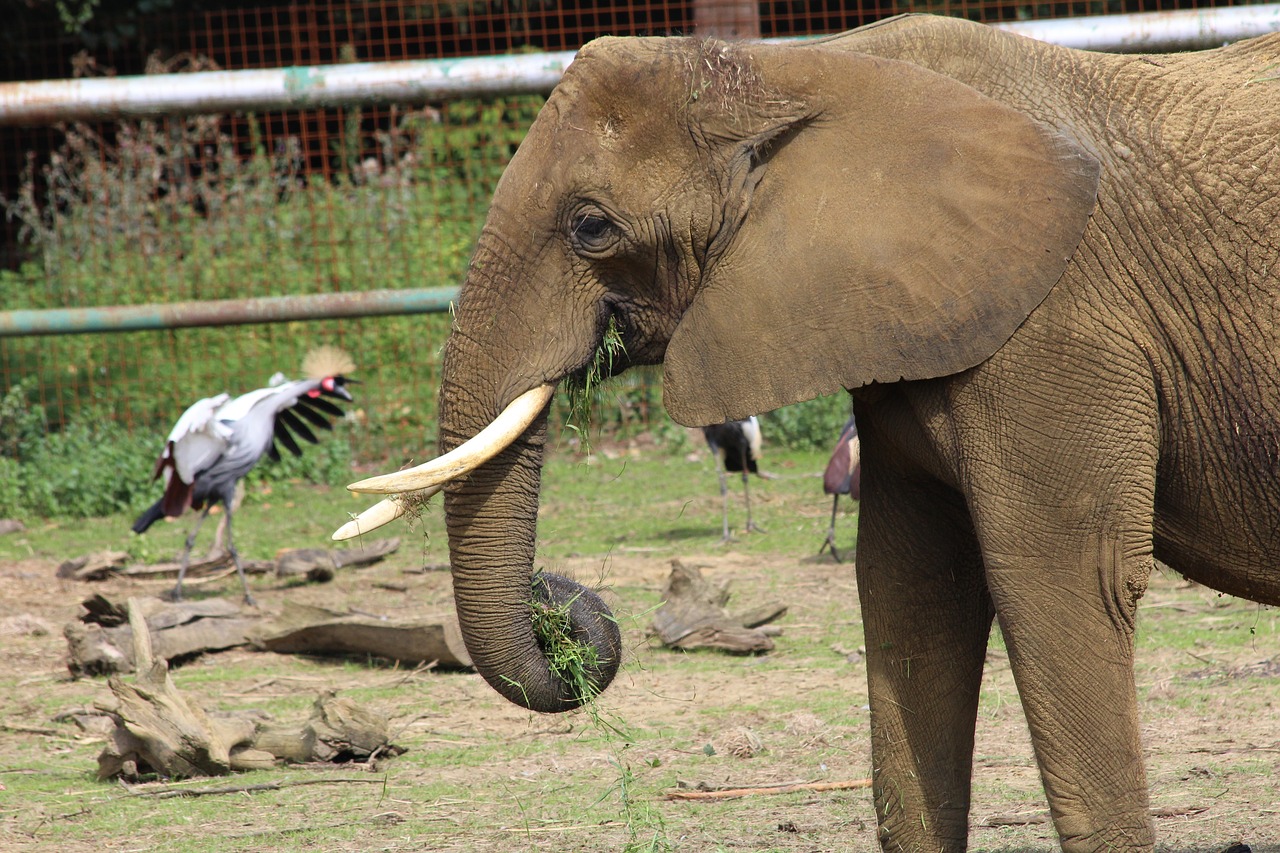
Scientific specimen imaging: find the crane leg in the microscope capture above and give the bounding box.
[171,506,213,601]
[205,481,244,560]
[221,505,257,607]
[740,451,763,535]
[819,494,842,562]
[716,459,732,542]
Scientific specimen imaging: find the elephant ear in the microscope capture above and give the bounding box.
[662,44,1101,426]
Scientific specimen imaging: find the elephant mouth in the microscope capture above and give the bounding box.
[331,383,556,540]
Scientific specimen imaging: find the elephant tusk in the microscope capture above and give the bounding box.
[346,383,556,495]
[330,491,438,541]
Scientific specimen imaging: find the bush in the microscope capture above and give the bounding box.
[0,81,849,510]
[0,380,355,519]
[761,393,853,453]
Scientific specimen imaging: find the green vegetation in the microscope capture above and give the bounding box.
[0,91,850,519]
[1,444,1276,852]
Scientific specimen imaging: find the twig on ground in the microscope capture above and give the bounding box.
[125,777,384,799]
[980,811,1050,827]
[666,779,872,800]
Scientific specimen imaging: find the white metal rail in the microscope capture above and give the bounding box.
[0,4,1277,126]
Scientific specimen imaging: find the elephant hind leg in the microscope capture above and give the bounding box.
[856,473,992,852]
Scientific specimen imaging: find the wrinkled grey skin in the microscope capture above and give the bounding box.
[433,14,1280,852]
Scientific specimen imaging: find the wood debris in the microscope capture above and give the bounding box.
[667,778,872,800]
[94,599,404,780]
[57,551,131,581]
[650,560,787,654]
[274,537,401,582]
[65,594,258,677]
[260,601,472,669]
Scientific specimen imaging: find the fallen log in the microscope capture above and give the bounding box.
[65,594,258,677]
[65,538,400,586]
[259,601,472,669]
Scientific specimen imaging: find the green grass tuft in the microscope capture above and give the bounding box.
[562,315,627,454]
[528,572,605,705]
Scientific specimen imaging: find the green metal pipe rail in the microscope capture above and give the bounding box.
[0,288,458,337]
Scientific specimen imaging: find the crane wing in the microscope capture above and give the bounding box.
[153,393,232,485]
[823,416,861,498]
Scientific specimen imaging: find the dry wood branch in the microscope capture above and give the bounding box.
[95,670,405,781]
[650,560,786,654]
[126,777,384,799]
[980,811,1051,827]
[666,778,871,800]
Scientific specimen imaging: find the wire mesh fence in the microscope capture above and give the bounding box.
[0,0,1262,474]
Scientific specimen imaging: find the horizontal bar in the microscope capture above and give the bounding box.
[2,6,1278,127]
[996,4,1280,51]
[0,287,458,337]
[0,51,577,127]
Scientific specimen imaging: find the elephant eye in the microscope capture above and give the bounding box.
[570,211,619,255]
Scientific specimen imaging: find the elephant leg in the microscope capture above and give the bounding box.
[857,476,991,853]
[980,530,1154,852]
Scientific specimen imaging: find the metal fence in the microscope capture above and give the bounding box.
[0,0,1271,466]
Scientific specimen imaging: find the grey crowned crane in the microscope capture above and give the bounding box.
[702,416,765,541]
[818,413,861,562]
[132,347,355,604]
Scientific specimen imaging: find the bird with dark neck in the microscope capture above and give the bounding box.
[132,347,356,605]
[701,416,765,541]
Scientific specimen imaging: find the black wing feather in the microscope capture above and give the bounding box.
[290,399,335,430]
[274,421,304,457]
[297,395,345,419]
[279,409,319,445]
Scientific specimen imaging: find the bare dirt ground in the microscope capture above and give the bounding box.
[1,545,1278,852]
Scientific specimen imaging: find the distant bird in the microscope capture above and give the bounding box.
[819,414,861,563]
[702,416,765,541]
[132,347,355,604]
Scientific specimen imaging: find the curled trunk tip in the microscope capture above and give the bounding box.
[491,572,623,712]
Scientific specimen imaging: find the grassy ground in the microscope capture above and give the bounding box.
[1,435,1278,852]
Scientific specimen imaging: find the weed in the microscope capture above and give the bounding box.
[562,314,627,454]
[528,571,607,705]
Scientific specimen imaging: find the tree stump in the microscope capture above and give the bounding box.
[650,560,787,654]
[65,595,259,677]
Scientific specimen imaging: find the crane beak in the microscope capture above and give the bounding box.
[326,382,355,402]
[345,384,555,495]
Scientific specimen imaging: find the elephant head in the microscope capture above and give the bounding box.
[336,34,1099,713]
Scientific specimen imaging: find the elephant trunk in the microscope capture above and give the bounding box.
[439,383,622,713]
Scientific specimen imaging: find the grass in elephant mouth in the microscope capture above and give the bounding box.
[563,314,627,454]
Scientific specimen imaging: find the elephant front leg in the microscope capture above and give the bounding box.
[984,531,1155,852]
[857,478,992,853]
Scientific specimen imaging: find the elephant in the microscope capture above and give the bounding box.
[336,14,1280,853]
